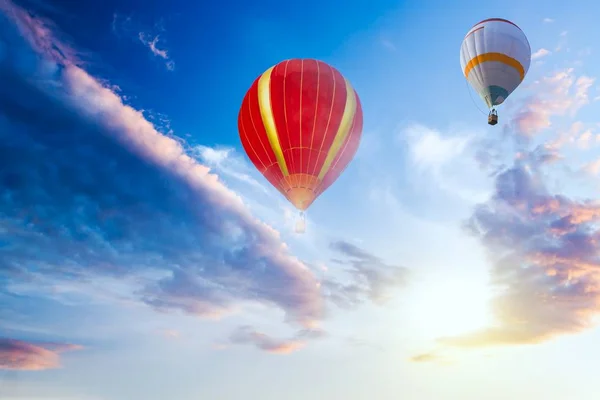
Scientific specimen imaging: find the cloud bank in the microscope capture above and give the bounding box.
[0,0,322,335]
[439,156,600,347]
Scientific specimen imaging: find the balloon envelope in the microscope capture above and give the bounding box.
[238,59,363,211]
[460,18,531,108]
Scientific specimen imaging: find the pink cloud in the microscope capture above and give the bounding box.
[510,69,594,137]
[438,155,600,348]
[229,326,305,354]
[0,338,82,370]
[161,330,181,339]
[583,158,600,175]
[0,0,78,65]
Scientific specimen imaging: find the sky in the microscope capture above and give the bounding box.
[2,0,600,398]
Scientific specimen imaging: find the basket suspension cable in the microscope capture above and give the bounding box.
[465,78,488,116]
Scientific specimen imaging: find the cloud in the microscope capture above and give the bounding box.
[437,152,600,348]
[582,158,600,175]
[543,18,554,23]
[555,31,569,53]
[138,32,174,71]
[161,329,181,339]
[0,0,324,335]
[546,121,600,152]
[192,145,270,194]
[532,48,551,60]
[404,124,471,169]
[401,124,491,203]
[380,36,396,52]
[409,351,443,363]
[228,325,308,354]
[323,241,408,308]
[111,12,174,70]
[0,0,79,65]
[0,338,82,370]
[509,69,595,136]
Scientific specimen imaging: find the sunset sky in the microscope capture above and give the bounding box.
[2,0,600,399]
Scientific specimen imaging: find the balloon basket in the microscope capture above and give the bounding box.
[294,212,306,234]
[488,109,498,126]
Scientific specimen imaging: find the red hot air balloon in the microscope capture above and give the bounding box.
[238,59,363,232]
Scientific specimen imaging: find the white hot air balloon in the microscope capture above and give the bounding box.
[460,18,531,125]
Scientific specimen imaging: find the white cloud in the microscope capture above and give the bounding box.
[532,48,551,60]
[400,124,491,204]
[543,18,554,23]
[192,145,270,194]
[403,124,470,170]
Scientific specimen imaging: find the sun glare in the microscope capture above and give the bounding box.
[405,274,494,339]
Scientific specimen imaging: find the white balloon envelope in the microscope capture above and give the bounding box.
[460,18,531,125]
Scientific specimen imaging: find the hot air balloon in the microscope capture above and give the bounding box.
[460,18,531,125]
[238,59,363,233]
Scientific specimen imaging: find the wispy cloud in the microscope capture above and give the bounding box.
[582,158,600,175]
[380,36,396,52]
[543,18,554,23]
[111,12,174,71]
[401,124,491,203]
[509,68,594,136]
[532,48,551,60]
[228,326,306,354]
[323,241,408,308]
[193,145,270,194]
[0,338,82,370]
[138,32,175,71]
[556,31,569,52]
[409,351,446,363]
[547,121,599,151]
[161,329,181,339]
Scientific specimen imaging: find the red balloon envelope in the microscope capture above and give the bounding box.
[238,58,363,214]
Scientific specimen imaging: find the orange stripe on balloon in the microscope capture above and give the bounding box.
[464,52,525,80]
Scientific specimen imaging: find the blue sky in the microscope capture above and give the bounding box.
[3,0,600,399]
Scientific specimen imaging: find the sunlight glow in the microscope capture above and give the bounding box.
[405,274,494,339]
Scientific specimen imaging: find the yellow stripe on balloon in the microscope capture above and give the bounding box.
[317,78,357,180]
[464,52,525,81]
[257,66,289,177]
